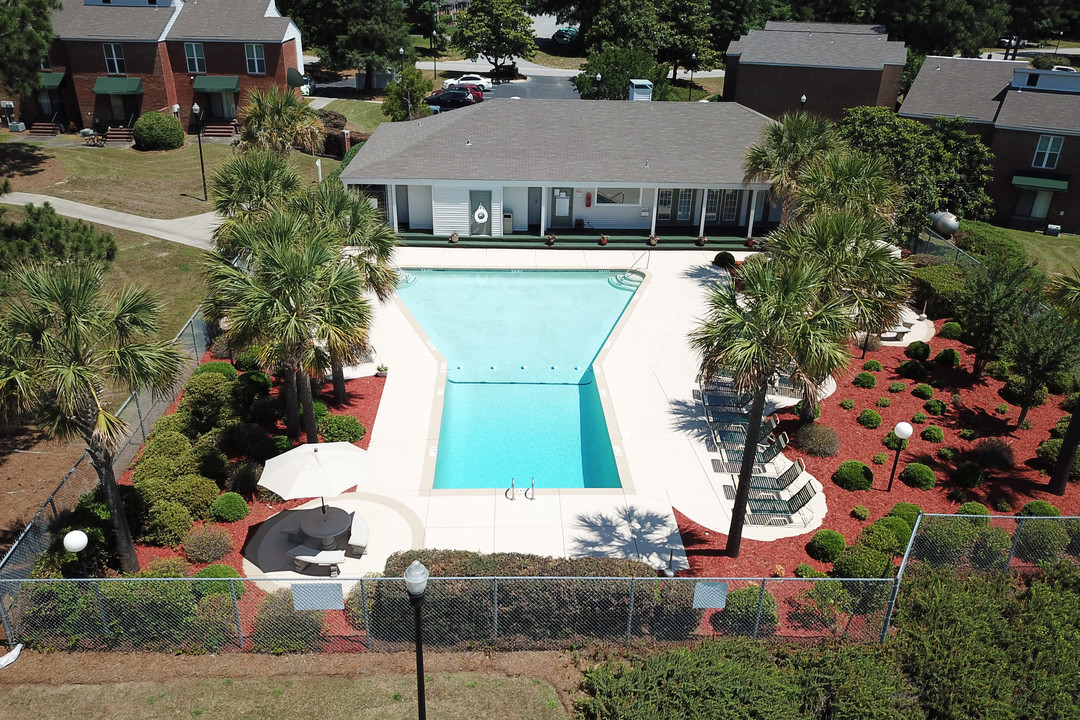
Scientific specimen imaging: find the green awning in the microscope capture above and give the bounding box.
[92,77,143,95]
[287,67,305,88]
[192,75,240,93]
[1012,174,1068,192]
[39,72,64,89]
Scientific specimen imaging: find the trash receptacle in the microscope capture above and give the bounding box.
[503,211,514,234]
[1046,224,1061,237]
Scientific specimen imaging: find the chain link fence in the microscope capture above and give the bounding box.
[0,307,209,583]
[904,512,1080,573]
[911,230,981,267]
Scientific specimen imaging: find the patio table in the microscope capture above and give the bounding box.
[300,506,351,549]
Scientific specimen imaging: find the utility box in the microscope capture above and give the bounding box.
[1046,224,1061,237]
[9,121,25,132]
[503,211,514,235]
[628,79,654,101]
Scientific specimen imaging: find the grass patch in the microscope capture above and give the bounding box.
[530,46,587,71]
[694,76,725,99]
[0,673,568,720]
[999,226,1080,276]
[410,34,464,61]
[324,100,387,136]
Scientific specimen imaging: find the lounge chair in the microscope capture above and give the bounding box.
[746,481,817,526]
[287,547,346,576]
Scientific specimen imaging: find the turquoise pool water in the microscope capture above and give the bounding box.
[396,269,639,489]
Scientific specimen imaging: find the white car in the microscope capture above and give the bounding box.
[442,74,492,92]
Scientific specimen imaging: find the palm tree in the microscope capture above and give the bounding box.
[1047,268,1080,323]
[210,150,302,256]
[0,263,182,573]
[202,208,372,442]
[237,85,324,156]
[689,256,851,557]
[794,150,900,221]
[744,112,841,226]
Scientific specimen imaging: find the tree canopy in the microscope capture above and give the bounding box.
[572,47,670,100]
[452,0,536,75]
[382,67,433,121]
[0,0,59,97]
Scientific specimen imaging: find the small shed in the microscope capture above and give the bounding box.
[628,79,653,101]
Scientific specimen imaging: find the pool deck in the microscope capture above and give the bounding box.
[244,248,832,580]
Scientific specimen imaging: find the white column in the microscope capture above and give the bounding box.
[698,189,708,237]
[389,184,399,233]
[746,189,758,241]
[650,187,659,236]
[540,186,547,237]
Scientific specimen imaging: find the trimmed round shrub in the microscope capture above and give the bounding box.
[1014,519,1069,563]
[839,398,855,410]
[897,360,927,380]
[253,590,324,654]
[911,383,935,400]
[958,428,978,441]
[132,111,184,151]
[939,321,962,339]
[248,395,285,426]
[888,381,907,393]
[956,501,991,523]
[856,332,883,352]
[188,594,236,654]
[1019,500,1061,517]
[1046,370,1079,396]
[970,437,1015,468]
[924,398,947,416]
[172,474,221,520]
[1033,439,1080,479]
[182,524,232,564]
[971,525,1011,571]
[210,492,250,522]
[874,516,913,548]
[318,414,366,443]
[934,348,961,367]
[149,411,194,440]
[882,430,909,451]
[233,347,262,372]
[1000,375,1048,408]
[859,523,901,556]
[862,360,883,372]
[143,500,194,547]
[1063,392,1080,412]
[920,425,944,442]
[794,563,827,578]
[832,460,874,491]
[852,504,870,520]
[228,461,262,498]
[888,502,922,529]
[793,422,841,457]
[709,586,778,636]
[1065,519,1080,558]
[137,556,192,578]
[234,370,273,410]
[951,460,985,488]
[143,430,193,462]
[914,516,979,565]
[872,452,887,464]
[858,409,882,429]
[900,463,936,490]
[792,401,821,419]
[712,251,736,269]
[831,545,890,578]
[178,372,241,435]
[852,372,877,389]
[193,361,239,381]
[875,397,891,407]
[912,411,928,424]
[938,446,956,461]
[193,564,246,600]
[190,442,229,485]
[807,529,847,562]
[904,341,931,361]
[1050,415,1072,439]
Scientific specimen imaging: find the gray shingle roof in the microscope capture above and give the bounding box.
[168,0,292,42]
[995,88,1080,135]
[726,27,906,69]
[339,100,772,185]
[763,21,887,35]
[899,57,1024,124]
[51,2,174,42]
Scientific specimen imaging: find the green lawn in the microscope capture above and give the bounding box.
[411,34,464,62]
[0,673,569,720]
[1001,226,1080,276]
[324,100,387,136]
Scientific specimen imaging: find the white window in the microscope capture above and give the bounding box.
[657,189,672,221]
[704,190,719,221]
[721,190,739,222]
[185,43,205,74]
[245,44,266,74]
[676,189,692,221]
[103,43,125,75]
[595,187,641,205]
[1032,135,1063,169]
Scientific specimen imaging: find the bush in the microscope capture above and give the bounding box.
[1063,392,1080,412]
[934,348,961,367]
[1014,519,1069,563]
[905,341,931,361]
[888,381,907,393]
[839,398,855,410]
[888,502,922,529]
[149,411,194,440]
[924,399,947,416]
[171,474,221,520]
[1000,375,1048,408]
[178,372,240,435]
[958,428,978,441]
[187,594,236,654]
[97,578,196,647]
[193,361,239,381]
[709,586,778,636]
[969,525,1011,571]
[233,347,262,372]
[876,397,891,407]
[315,108,347,129]
[855,332,883,352]
[210,492,250,522]
[143,430,193,463]
[914,516,979,565]
[858,409,882,429]
[807,529,847,562]
[227,461,262,498]
[957,501,991,523]
[712,251,736,269]
[248,395,285,426]
[792,400,821,419]
[938,446,956,461]
[911,263,966,317]
[132,111,185,151]
[969,437,1015,468]
[995,402,1010,415]
[793,422,841,457]
[253,590,324,654]
[862,360,883,372]
[193,564,245,599]
[1050,415,1072,439]
[900,463,936,490]
[883,430,909,451]
[912,383,935,400]
[951,460,985,488]
[852,504,870,520]
[853,372,877,389]
[831,545,891,578]
[142,500,194,547]
[912,412,928,424]
[1019,500,1061,517]
[860,521,903,555]
[234,370,273,410]
[939,321,962,339]
[182,524,232,564]
[318,414,366,443]
[992,497,1013,512]
[190,442,229,485]
[1034,439,1080,479]
[897,360,927,380]
[250,434,293,462]
[833,460,874,491]
[872,452,888,465]
[954,220,1028,264]
[921,425,944,442]
[794,563,827,578]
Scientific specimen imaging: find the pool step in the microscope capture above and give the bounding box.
[608,273,643,291]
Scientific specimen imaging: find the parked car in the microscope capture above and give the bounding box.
[998,37,1028,48]
[552,27,578,44]
[424,89,477,111]
[1052,65,1078,72]
[442,74,492,91]
[455,84,485,101]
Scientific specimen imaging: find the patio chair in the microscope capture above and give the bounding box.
[277,515,305,545]
[287,546,346,576]
[346,512,369,558]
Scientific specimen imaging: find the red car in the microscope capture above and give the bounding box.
[455,84,485,102]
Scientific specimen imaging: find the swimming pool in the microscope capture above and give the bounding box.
[396,269,640,489]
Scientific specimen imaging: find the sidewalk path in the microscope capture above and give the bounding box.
[0,192,216,250]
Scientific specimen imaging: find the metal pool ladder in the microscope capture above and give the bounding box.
[504,477,536,500]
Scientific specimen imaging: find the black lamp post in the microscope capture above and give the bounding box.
[688,53,696,101]
[1055,31,1063,56]
[433,30,439,83]
[886,421,914,492]
[399,47,405,76]
[800,94,806,110]
[191,102,206,201]
[404,560,429,720]
[64,529,89,577]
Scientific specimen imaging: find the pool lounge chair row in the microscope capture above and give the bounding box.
[746,480,817,526]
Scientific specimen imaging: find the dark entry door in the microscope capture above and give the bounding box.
[469,190,492,236]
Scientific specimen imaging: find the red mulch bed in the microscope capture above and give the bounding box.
[677,319,1080,578]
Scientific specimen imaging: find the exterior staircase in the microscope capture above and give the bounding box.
[103,127,134,145]
[28,122,61,137]
[201,121,236,138]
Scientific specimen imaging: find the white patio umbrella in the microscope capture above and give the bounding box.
[258,442,372,512]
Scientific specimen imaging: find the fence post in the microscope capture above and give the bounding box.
[0,593,14,646]
[359,578,372,650]
[625,577,637,644]
[228,580,244,650]
[189,319,199,360]
[48,498,59,522]
[492,578,499,641]
[752,579,767,639]
[133,393,146,443]
[880,511,923,642]
[1005,517,1026,568]
[92,581,109,636]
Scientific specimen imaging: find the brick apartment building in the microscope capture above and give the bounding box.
[901,57,1080,233]
[4,0,303,136]
[723,21,906,121]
